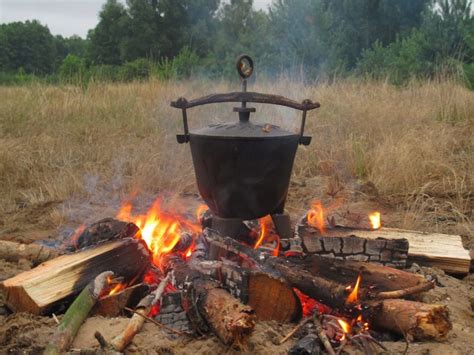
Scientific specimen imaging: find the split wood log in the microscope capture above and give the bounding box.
[0,240,59,266]
[162,253,256,346]
[0,238,150,315]
[109,274,170,352]
[44,271,114,355]
[367,299,452,341]
[92,283,149,317]
[296,219,409,268]
[298,223,470,274]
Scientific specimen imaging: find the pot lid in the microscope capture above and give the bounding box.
[192,121,297,138]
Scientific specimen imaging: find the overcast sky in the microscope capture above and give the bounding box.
[0,0,272,38]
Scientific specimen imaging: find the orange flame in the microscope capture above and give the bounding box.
[369,211,381,229]
[307,200,326,234]
[116,198,200,267]
[108,283,126,296]
[254,215,273,249]
[337,319,351,334]
[346,274,361,304]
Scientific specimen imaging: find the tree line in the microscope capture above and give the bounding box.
[0,0,473,86]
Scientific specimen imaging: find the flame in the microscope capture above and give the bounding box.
[108,283,126,296]
[369,211,381,229]
[254,215,273,249]
[346,274,361,304]
[337,319,351,334]
[307,200,326,234]
[116,198,200,267]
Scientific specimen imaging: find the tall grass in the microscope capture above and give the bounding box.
[0,79,472,237]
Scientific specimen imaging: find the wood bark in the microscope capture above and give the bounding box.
[162,253,256,346]
[44,271,113,355]
[368,299,452,341]
[0,240,59,266]
[0,238,150,315]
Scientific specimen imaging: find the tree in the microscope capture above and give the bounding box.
[87,0,128,65]
[0,20,56,74]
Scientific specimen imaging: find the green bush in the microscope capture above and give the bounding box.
[119,58,152,82]
[59,54,85,84]
[89,65,121,82]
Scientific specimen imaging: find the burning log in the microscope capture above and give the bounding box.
[44,271,115,355]
[66,218,140,251]
[109,274,170,352]
[368,299,452,341]
[204,229,432,305]
[0,238,150,314]
[0,240,59,266]
[162,253,256,346]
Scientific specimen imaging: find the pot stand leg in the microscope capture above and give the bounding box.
[211,216,244,239]
[271,212,293,240]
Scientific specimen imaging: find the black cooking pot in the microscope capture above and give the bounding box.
[171,55,320,220]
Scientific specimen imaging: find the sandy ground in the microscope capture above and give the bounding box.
[0,195,473,354]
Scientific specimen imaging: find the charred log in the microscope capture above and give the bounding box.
[162,253,256,346]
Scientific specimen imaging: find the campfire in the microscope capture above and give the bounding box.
[0,55,466,354]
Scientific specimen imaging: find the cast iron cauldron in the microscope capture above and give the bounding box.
[171,55,320,220]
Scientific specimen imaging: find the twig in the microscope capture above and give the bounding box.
[279,317,311,344]
[375,281,435,299]
[52,313,60,325]
[110,274,171,352]
[123,306,186,336]
[313,313,336,355]
[94,331,109,349]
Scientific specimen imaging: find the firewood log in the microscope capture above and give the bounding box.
[367,299,452,341]
[0,238,150,315]
[162,253,256,346]
[0,240,59,266]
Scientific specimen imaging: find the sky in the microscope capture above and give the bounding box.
[0,0,272,38]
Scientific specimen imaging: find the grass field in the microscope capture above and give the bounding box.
[0,79,472,240]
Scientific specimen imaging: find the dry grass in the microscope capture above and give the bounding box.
[0,79,472,238]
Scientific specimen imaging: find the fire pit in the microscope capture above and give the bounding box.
[2,56,470,354]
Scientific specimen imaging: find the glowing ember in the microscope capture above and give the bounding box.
[369,211,381,229]
[116,198,200,267]
[307,200,326,234]
[346,274,361,304]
